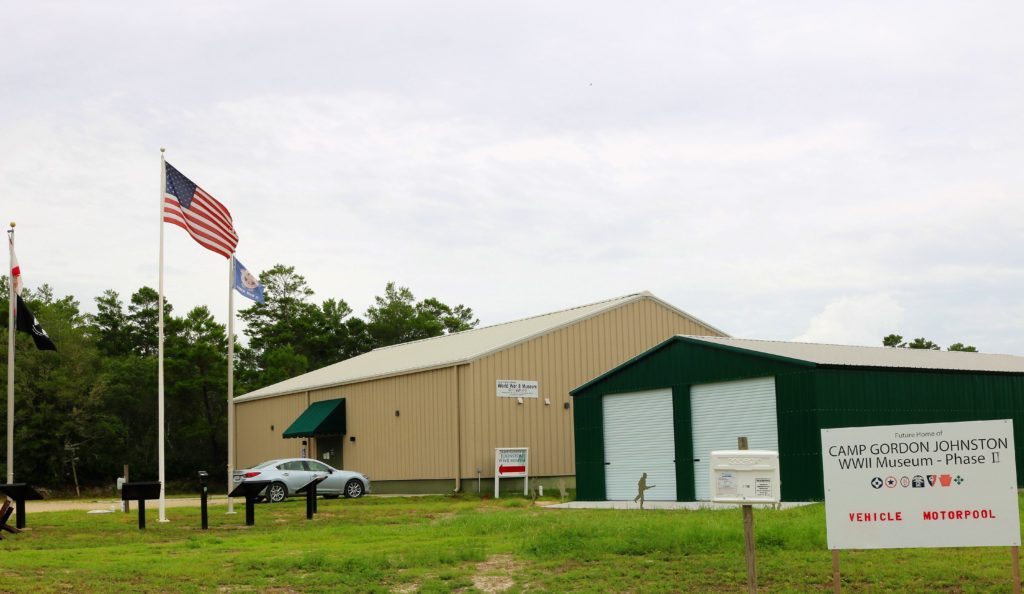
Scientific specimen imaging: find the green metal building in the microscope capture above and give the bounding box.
[570,336,1024,502]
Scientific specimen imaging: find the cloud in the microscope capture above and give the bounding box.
[2,1,1023,357]
[793,294,905,346]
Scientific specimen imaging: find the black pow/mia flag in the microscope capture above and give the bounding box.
[15,294,56,351]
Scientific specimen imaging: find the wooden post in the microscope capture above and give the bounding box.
[832,549,841,593]
[123,465,130,513]
[1013,546,1021,594]
[738,436,756,594]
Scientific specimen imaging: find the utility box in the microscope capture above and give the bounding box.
[709,450,780,504]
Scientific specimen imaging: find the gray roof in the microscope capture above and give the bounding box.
[679,336,1024,373]
[235,292,725,403]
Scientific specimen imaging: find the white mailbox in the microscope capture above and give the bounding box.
[709,450,780,504]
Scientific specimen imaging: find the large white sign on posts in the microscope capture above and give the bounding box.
[494,447,529,498]
[821,419,1020,550]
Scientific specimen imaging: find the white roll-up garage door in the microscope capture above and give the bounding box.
[603,389,676,501]
[690,377,778,501]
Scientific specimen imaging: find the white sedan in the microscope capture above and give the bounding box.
[233,458,370,503]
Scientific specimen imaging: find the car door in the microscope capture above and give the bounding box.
[307,460,344,494]
[276,460,314,493]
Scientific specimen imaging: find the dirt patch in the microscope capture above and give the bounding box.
[427,512,456,524]
[471,554,522,593]
[390,583,419,593]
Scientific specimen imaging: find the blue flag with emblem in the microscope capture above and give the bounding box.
[233,257,265,304]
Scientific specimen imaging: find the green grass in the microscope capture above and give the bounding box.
[1,495,1022,592]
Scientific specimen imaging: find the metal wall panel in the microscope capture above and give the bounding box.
[603,389,675,500]
[234,392,309,468]
[690,377,778,500]
[307,367,458,481]
[462,297,725,479]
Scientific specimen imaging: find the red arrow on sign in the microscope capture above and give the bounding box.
[499,465,526,474]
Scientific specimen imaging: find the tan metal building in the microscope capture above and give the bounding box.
[232,292,726,493]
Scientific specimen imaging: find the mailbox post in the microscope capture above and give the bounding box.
[198,471,209,530]
[710,440,781,594]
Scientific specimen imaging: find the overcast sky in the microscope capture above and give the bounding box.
[3,1,1022,355]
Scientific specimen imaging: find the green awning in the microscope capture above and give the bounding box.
[282,398,346,438]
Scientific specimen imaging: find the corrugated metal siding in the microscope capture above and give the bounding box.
[671,386,696,501]
[781,369,1024,500]
[465,297,725,480]
[690,377,778,500]
[307,367,458,481]
[603,389,676,500]
[796,368,1024,500]
[234,392,309,468]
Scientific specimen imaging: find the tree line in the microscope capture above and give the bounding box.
[0,265,476,491]
[882,334,977,352]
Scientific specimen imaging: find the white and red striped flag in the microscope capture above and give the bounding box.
[9,235,21,295]
[163,162,239,258]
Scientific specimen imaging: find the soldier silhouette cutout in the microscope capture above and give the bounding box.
[634,472,655,509]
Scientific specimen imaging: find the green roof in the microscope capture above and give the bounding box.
[282,398,346,438]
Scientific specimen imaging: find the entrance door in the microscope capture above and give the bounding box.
[603,389,676,501]
[315,436,344,469]
[690,377,778,500]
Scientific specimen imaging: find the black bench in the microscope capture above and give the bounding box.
[228,480,271,526]
[0,483,43,530]
[296,475,329,519]
[120,481,161,529]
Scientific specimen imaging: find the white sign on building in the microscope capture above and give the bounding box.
[496,380,539,398]
[821,419,1020,550]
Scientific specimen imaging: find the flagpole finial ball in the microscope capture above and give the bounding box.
[160,147,165,153]
[8,222,14,229]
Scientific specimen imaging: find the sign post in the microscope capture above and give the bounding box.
[494,448,529,498]
[821,419,1020,592]
[710,439,781,594]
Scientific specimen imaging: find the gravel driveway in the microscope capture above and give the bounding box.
[25,496,231,513]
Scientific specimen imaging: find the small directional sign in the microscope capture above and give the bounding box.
[494,448,529,498]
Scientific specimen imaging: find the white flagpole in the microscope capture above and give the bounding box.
[226,256,236,514]
[158,149,168,522]
[6,222,15,484]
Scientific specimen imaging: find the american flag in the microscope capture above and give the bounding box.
[163,162,239,258]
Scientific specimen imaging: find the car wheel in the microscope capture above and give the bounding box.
[267,482,288,503]
[344,479,364,498]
